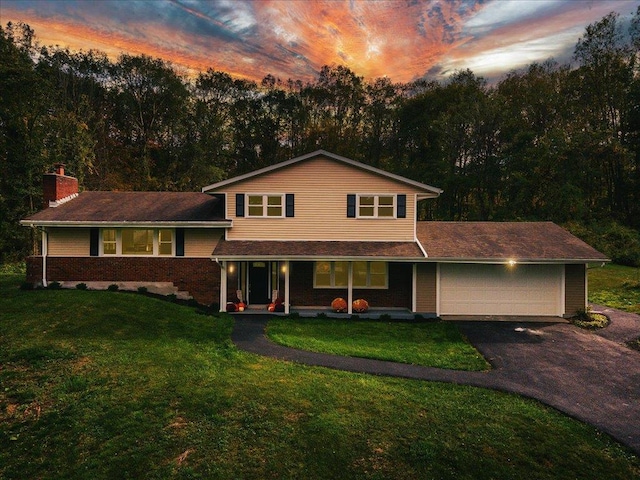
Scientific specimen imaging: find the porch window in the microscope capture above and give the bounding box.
[357,195,395,218]
[314,261,388,288]
[102,229,116,255]
[158,229,173,255]
[100,228,174,256]
[246,194,284,217]
[122,229,154,255]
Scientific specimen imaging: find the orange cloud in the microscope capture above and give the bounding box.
[1,0,636,84]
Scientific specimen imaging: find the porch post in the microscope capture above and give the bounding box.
[41,229,48,287]
[284,260,290,314]
[412,263,417,313]
[347,261,353,315]
[219,260,227,313]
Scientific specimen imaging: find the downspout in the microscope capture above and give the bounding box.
[41,228,48,287]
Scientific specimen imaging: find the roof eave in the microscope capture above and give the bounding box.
[212,254,425,261]
[20,220,232,228]
[422,257,611,264]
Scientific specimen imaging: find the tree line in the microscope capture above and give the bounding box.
[1,9,639,264]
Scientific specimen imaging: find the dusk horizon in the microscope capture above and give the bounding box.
[2,0,639,84]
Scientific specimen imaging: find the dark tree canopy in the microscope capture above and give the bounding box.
[1,10,640,265]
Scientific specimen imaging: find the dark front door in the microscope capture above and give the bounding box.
[248,262,270,304]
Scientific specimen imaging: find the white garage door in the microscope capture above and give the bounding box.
[439,264,562,316]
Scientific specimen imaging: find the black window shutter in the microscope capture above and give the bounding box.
[397,194,407,218]
[176,228,185,257]
[90,228,99,256]
[347,194,356,218]
[235,193,245,217]
[285,194,295,217]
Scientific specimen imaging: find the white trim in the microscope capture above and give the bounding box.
[313,261,389,289]
[561,264,566,316]
[220,261,227,312]
[584,264,589,310]
[245,193,285,218]
[202,149,443,195]
[41,229,48,287]
[100,228,176,257]
[355,194,396,219]
[284,260,290,314]
[435,263,441,317]
[412,263,417,313]
[347,261,353,315]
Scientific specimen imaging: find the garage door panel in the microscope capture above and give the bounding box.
[439,264,562,316]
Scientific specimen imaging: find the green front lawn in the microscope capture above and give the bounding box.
[267,317,490,371]
[589,263,640,314]
[1,273,638,479]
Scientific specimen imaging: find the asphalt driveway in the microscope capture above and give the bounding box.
[231,309,640,455]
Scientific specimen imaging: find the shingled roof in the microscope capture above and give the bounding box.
[22,191,229,226]
[417,222,608,262]
[213,240,425,259]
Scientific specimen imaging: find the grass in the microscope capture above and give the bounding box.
[267,317,490,371]
[1,272,639,479]
[589,263,640,314]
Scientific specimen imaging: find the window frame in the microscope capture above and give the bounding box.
[356,194,397,219]
[245,193,285,218]
[313,261,388,289]
[100,228,175,257]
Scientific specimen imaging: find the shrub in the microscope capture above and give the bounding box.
[75,283,88,290]
[19,282,34,290]
[48,281,62,290]
[565,220,640,267]
[167,293,177,302]
[137,286,148,294]
[107,284,119,292]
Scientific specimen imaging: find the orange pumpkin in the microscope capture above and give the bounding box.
[267,303,276,312]
[331,297,347,313]
[352,298,369,313]
[237,302,246,312]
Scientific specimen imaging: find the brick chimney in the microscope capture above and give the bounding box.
[43,163,79,208]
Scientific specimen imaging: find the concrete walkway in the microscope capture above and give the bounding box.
[231,310,640,455]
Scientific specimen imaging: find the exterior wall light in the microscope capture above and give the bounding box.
[507,259,517,267]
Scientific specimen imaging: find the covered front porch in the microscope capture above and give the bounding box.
[218,259,419,315]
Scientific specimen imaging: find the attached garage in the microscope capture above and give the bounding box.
[438,263,563,316]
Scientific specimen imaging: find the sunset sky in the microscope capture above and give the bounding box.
[2,0,638,83]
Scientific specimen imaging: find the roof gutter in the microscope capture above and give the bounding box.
[19,220,233,228]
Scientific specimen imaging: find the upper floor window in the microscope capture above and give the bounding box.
[101,228,174,256]
[358,195,395,218]
[247,194,284,217]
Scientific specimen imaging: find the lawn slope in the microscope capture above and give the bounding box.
[1,274,638,479]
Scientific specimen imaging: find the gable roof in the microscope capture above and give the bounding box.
[202,150,443,197]
[21,191,230,227]
[416,222,609,262]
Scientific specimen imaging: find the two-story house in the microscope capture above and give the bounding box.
[21,150,608,318]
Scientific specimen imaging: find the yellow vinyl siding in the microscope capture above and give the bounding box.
[48,228,90,256]
[564,264,586,316]
[416,263,437,312]
[184,229,222,257]
[220,156,420,241]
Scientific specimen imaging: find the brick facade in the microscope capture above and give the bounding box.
[26,256,220,305]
